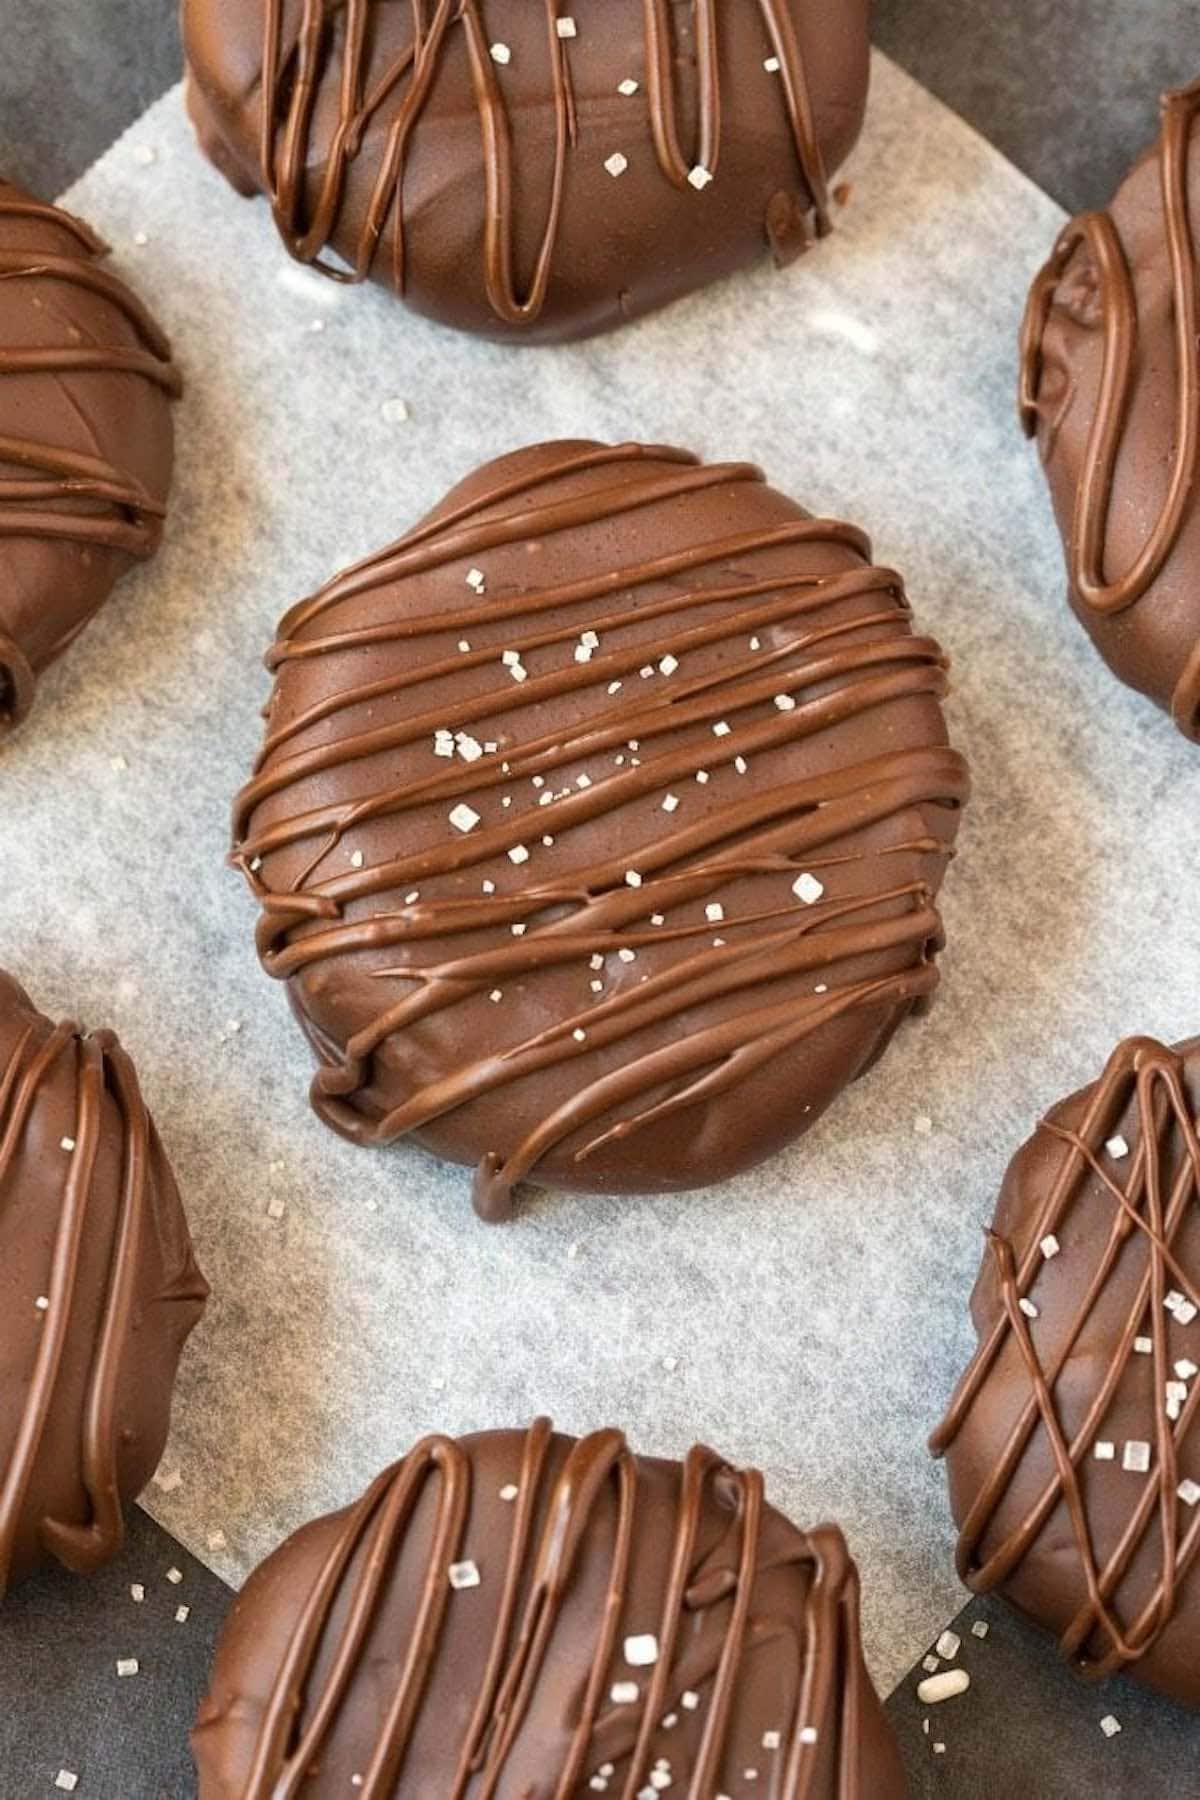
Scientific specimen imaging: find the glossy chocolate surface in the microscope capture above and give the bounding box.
[232,440,967,1219]
[933,1035,1200,1709]
[182,0,869,343]
[1020,79,1200,740]
[0,970,207,1598]
[0,181,179,733]
[193,1418,906,1796]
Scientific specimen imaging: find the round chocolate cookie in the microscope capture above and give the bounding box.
[181,0,868,343]
[0,970,207,1599]
[1020,78,1200,740]
[0,182,181,735]
[232,440,968,1220]
[192,1417,905,1795]
[932,1034,1200,1709]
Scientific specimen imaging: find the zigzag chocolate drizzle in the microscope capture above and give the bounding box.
[233,442,967,1219]
[0,187,181,728]
[1019,78,1200,737]
[932,1036,1200,1684]
[0,988,208,1597]
[252,0,834,317]
[196,1419,881,1797]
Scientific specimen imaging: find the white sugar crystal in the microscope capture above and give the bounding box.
[935,1629,961,1660]
[502,648,521,667]
[456,733,483,762]
[489,41,511,64]
[764,55,781,72]
[576,773,592,788]
[55,1775,79,1794]
[207,1531,227,1552]
[650,913,664,925]
[1178,1479,1200,1507]
[1105,1134,1129,1159]
[1041,1234,1061,1259]
[116,1659,139,1678]
[1175,1300,1198,1326]
[618,77,639,95]
[792,873,824,904]
[60,1137,76,1152]
[971,1620,990,1639]
[458,639,471,652]
[448,1560,481,1590]
[773,694,796,711]
[482,879,495,893]
[734,756,748,774]
[132,143,157,166]
[605,152,629,178]
[688,165,713,190]
[712,720,731,737]
[922,1655,940,1673]
[1123,1441,1151,1474]
[625,870,642,888]
[380,397,409,423]
[659,654,678,675]
[175,1605,190,1623]
[35,1296,49,1312]
[681,1691,699,1710]
[914,1115,934,1135]
[762,1729,781,1749]
[489,990,503,1004]
[166,1567,183,1585]
[1019,1298,1039,1320]
[556,16,577,37]
[705,903,724,923]
[661,794,680,813]
[349,850,364,868]
[608,680,623,694]
[1099,1715,1121,1738]
[449,803,481,833]
[590,954,605,970]
[466,567,486,590]
[153,1467,183,1493]
[624,1633,659,1666]
[695,770,709,783]
[611,1681,640,1704]
[266,1195,286,1220]
[130,1583,145,1603]
[1134,1336,1153,1354]
[916,1669,970,1704]
[1094,1441,1115,1461]
[572,1029,587,1043]
[499,1484,519,1501]
[508,844,530,864]
[798,1726,818,1745]
[661,1355,678,1372]
[618,948,636,963]
[1177,1360,1199,1379]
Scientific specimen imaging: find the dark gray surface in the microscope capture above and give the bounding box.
[875,0,1198,214]
[886,1593,1200,1799]
[0,1507,229,1798]
[0,0,181,197]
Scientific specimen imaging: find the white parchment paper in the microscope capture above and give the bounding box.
[3,52,1196,1695]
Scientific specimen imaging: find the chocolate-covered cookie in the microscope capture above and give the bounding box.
[933,1035,1200,1709]
[0,183,180,734]
[182,0,868,343]
[192,1418,905,1796]
[0,970,207,1598]
[1020,78,1200,740]
[232,440,968,1220]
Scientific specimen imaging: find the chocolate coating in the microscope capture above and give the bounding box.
[0,182,180,734]
[193,1418,905,1797]
[932,1035,1200,1709]
[1020,78,1200,740]
[181,0,868,344]
[0,970,207,1598]
[231,440,968,1220]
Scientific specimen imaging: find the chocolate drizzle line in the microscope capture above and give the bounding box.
[0,1009,203,1596]
[0,190,182,727]
[1019,78,1200,737]
[255,0,833,319]
[211,1419,873,1797]
[232,443,966,1219]
[932,1037,1200,1681]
